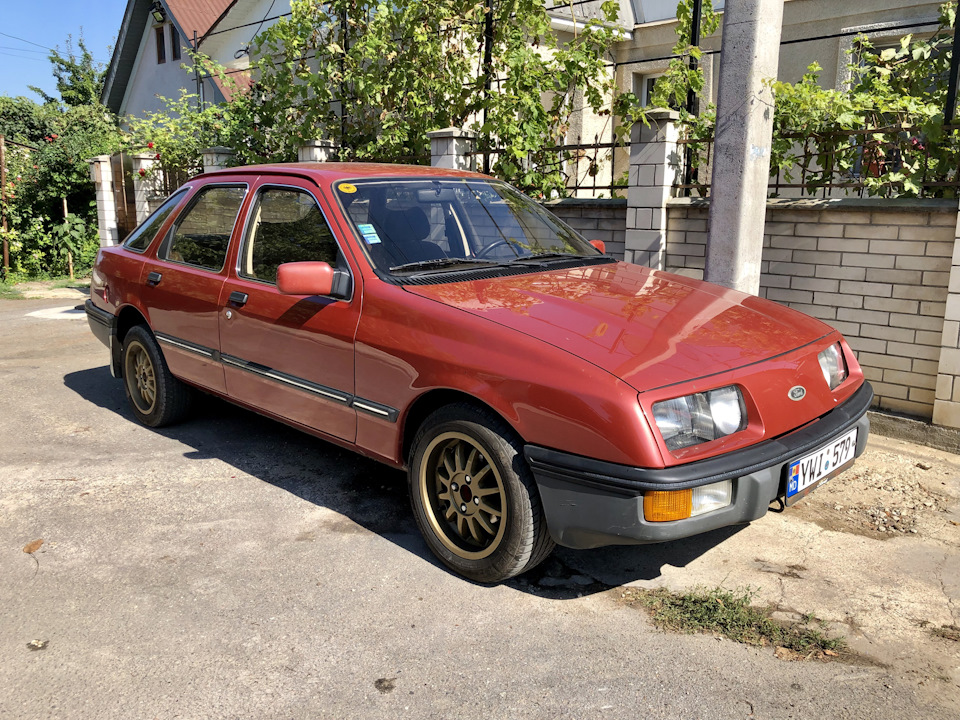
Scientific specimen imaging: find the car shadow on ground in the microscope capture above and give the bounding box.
[64,364,746,599]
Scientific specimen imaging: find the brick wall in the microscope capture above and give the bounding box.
[545,198,627,260]
[665,197,958,420]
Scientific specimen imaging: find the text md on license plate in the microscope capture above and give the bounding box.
[785,427,858,505]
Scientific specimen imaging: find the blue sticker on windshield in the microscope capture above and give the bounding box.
[357,223,381,245]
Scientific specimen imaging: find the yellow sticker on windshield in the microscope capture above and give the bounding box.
[338,183,357,194]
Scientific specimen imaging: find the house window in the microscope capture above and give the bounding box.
[155,26,166,64]
[170,25,181,61]
[633,72,665,107]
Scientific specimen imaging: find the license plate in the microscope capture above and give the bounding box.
[785,427,858,506]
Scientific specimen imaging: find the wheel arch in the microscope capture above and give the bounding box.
[400,389,521,466]
[111,305,150,377]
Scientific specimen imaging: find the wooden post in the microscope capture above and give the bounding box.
[1,135,9,275]
[62,196,74,280]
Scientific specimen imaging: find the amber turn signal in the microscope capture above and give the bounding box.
[643,489,693,522]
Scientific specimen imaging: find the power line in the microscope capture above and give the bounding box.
[0,45,49,54]
[0,31,53,52]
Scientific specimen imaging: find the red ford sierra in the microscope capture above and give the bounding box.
[86,163,872,582]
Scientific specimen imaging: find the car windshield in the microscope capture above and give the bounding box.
[334,178,600,274]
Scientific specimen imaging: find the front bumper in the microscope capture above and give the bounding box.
[525,382,873,549]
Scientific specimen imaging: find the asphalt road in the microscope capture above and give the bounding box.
[0,296,956,719]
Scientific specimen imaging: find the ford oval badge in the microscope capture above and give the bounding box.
[788,385,806,401]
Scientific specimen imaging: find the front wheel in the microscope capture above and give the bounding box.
[408,403,554,583]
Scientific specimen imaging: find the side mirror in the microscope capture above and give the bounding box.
[589,239,606,254]
[277,261,334,296]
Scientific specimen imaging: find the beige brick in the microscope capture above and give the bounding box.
[770,234,817,250]
[837,307,888,325]
[878,397,932,418]
[895,255,952,272]
[922,271,951,288]
[767,210,820,223]
[942,320,960,349]
[842,253,895,269]
[795,250,841,265]
[870,239,926,255]
[939,347,960,375]
[791,277,839,293]
[762,235,772,248]
[928,212,959,226]
[861,366,884,382]
[828,319,860,337]
[763,222,795,235]
[762,248,794,262]
[889,313,944,332]
[936,373,954,401]
[933,399,960,427]
[823,210,872,224]
[892,285,948,302]
[883,370,937,390]
[669,242,706,256]
[915,330,945,347]
[898,225,954,241]
[685,231,707,245]
[796,223,844,238]
[818,237,869,253]
[866,268,922,285]
[861,325,916,343]
[925,241,955,257]
[845,336,886,354]
[908,387,936,405]
[684,256,705,269]
[913,358,941,376]
[670,218,708,232]
[920,301,947,317]
[839,280,893,298]
[846,224,898,240]
[788,303,835,320]
[768,261,815,277]
[815,265,866,281]
[760,274,791,289]
[954,383,960,403]
[888,342,940,361]
[950,272,960,294]
[855,352,913,372]
[871,212,910,226]
[766,288,814,304]
[868,381,910,400]
[813,292,863,309]
[864,296,919,314]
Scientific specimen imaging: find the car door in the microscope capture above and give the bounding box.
[218,181,361,442]
[142,182,250,394]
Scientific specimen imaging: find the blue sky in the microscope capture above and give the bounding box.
[0,0,128,100]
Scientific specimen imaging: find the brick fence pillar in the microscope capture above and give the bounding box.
[625,109,682,269]
[933,205,960,429]
[298,140,339,163]
[87,155,119,247]
[427,128,476,171]
[130,153,164,223]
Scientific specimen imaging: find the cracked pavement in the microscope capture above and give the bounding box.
[1,296,959,719]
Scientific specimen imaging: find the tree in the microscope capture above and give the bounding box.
[30,34,107,108]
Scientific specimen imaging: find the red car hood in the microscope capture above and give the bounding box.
[405,262,834,392]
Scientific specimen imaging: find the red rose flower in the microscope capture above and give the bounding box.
[138,168,146,177]
[147,142,154,149]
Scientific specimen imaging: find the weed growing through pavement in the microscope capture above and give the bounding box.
[623,586,847,657]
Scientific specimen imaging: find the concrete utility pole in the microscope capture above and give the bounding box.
[704,0,785,295]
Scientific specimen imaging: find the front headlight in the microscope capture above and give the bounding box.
[818,343,848,390]
[652,386,747,452]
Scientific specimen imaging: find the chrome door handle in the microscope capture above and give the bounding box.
[146,271,162,286]
[228,291,248,307]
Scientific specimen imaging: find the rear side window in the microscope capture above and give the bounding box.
[123,189,187,252]
[162,185,246,271]
[239,187,341,284]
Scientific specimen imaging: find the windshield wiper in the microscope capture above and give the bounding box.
[389,257,504,273]
[508,252,598,264]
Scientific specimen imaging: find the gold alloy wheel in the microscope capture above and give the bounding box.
[419,431,507,560]
[125,340,157,415]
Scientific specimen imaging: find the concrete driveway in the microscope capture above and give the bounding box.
[1,296,958,719]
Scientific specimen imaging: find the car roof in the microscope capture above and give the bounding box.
[200,162,490,182]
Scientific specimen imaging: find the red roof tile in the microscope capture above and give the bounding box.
[165,0,236,42]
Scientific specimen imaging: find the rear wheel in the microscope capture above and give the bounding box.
[408,403,554,582]
[122,325,193,427]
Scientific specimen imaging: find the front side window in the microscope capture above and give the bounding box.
[335,178,600,274]
[239,187,341,283]
[123,188,187,252]
[162,185,246,271]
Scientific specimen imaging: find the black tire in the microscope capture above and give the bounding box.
[408,403,555,583]
[121,324,193,428]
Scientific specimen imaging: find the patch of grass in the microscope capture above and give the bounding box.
[931,624,960,642]
[0,282,24,300]
[624,586,846,656]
